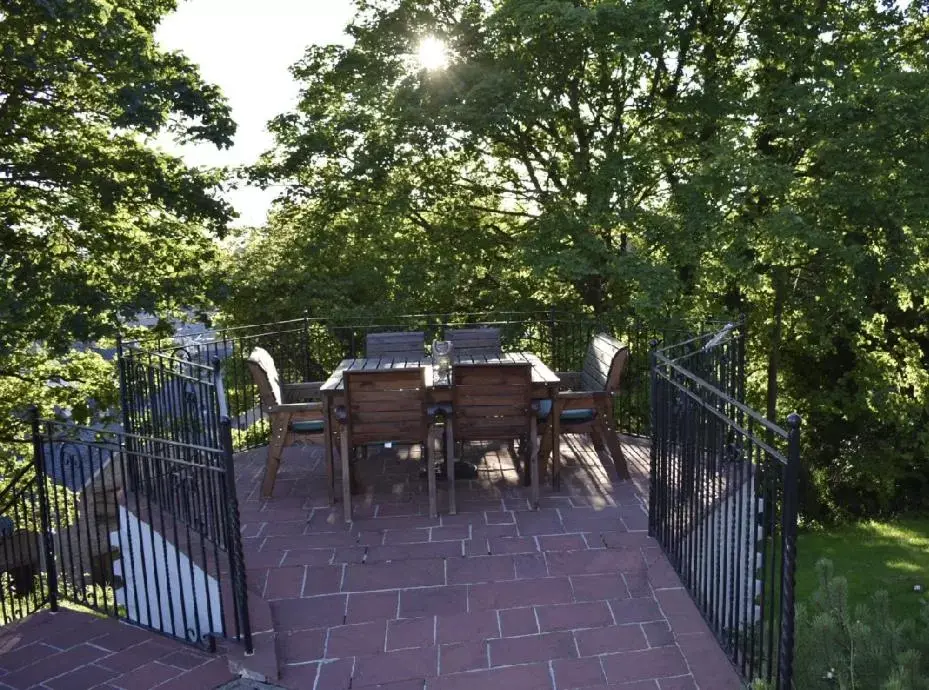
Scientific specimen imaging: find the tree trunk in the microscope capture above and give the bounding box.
[579,276,605,315]
[766,269,785,432]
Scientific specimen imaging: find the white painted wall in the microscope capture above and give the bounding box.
[110,506,223,644]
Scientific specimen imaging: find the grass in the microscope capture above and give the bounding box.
[796,517,929,620]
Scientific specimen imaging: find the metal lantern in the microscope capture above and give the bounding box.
[432,339,453,377]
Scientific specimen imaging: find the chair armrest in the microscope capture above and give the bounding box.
[556,390,607,400]
[283,382,324,403]
[554,371,582,390]
[269,402,323,414]
[556,390,607,414]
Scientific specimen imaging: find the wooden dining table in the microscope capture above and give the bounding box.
[318,352,561,503]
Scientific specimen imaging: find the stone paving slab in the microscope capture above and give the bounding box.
[0,435,741,689]
[233,435,742,690]
[0,609,235,690]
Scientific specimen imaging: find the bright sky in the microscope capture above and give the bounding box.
[156,0,357,227]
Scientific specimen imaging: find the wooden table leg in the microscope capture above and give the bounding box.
[340,427,352,522]
[427,428,438,518]
[322,396,335,505]
[552,398,561,493]
[529,415,540,509]
[446,418,456,515]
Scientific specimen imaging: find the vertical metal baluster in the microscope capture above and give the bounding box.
[219,414,253,654]
[694,391,708,620]
[778,414,801,690]
[76,445,93,607]
[171,451,194,645]
[647,343,659,537]
[0,489,15,621]
[765,448,778,683]
[731,434,745,667]
[154,443,177,637]
[134,438,158,631]
[747,424,759,681]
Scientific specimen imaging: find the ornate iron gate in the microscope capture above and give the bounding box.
[0,364,252,655]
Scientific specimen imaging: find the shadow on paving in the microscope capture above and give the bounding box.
[231,434,743,690]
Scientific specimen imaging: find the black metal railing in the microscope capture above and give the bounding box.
[0,405,252,654]
[121,310,712,448]
[649,323,800,689]
[116,350,231,548]
[117,348,223,450]
[0,460,52,626]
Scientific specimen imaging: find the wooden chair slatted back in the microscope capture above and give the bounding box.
[452,363,532,440]
[445,327,502,357]
[247,346,283,411]
[365,331,426,359]
[579,334,629,394]
[345,368,427,444]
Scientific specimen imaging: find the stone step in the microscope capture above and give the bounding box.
[223,584,281,682]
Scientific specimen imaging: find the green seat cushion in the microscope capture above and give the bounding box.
[534,400,596,424]
[560,407,597,423]
[291,419,325,433]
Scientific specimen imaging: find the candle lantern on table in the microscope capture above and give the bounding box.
[431,340,453,381]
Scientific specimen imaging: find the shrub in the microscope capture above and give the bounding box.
[231,421,269,452]
[792,559,929,690]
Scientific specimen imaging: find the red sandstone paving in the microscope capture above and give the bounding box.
[439,641,487,674]
[112,660,183,689]
[435,611,499,645]
[43,663,118,690]
[498,607,539,637]
[1,439,738,690]
[388,617,435,650]
[575,624,650,656]
[488,631,577,666]
[400,585,468,618]
[536,601,614,632]
[553,656,607,689]
[279,628,327,664]
[427,662,553,690]
[326,621,387,658]
[352,646,437,687]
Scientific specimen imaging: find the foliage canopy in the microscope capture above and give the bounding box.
[1,0,234,458]
[237,0,929,521]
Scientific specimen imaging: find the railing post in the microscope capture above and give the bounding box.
[778,412,802,690]
[116,334,139,491]
[736,314,747,406]
[219,410,253,655]
[547,306,557,369]
[29,406,58,613]
[302,310,312,380]
[647,340,659,538]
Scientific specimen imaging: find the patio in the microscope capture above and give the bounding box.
[234,433,741,689]
[0,421,742,689]
[0,609,235,689]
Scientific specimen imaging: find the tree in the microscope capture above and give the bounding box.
[246,0,929,520]
[1,0,235,452]
[248,0,742,320]
[791,559,929,690]
[668,0,929,518]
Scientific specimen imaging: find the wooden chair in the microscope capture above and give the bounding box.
[450,363,539,510]
[539,334,630,487]
[365,331,426,360]
[336,368,438,521]
[445,327,502,358]
[247,347,329,498]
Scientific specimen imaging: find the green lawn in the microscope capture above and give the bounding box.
[796,518,929,620]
